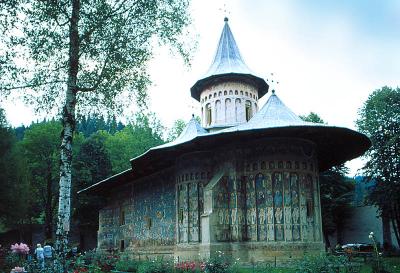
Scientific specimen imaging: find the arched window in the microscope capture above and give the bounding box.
[224,90,227,95]
[235,90,238,95]
[235,98,241,122]
[215,100,221,123]
[214,92,217,98]
[229,90,233,95]
[245,91,248,97]
[245,100,252,121]
[225,98,231,123]
[240,90,243,96]
[218,91,222,97]
[209,94,212,99]
[206,103,212,125]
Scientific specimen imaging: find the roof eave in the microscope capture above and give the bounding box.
[190,73,269,101]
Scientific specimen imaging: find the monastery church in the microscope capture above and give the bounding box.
[81,18,370,262]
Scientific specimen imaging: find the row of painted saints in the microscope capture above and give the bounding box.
[177,171,321,243]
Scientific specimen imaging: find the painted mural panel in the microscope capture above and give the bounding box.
[245,175,257,241]
[255,173,267,241]
[291,173,301,241]
[215,177,231,242]
[273,172,284,241]
[97,177,176,250]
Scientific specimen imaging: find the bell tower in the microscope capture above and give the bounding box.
[191,18,269,131]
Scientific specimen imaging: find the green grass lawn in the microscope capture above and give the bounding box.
[236,257,400,273]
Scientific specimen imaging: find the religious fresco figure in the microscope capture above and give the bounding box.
[259,207,266,225]
[251,208,257,225]
[292,207,300,224]
[275,207,283,224]
[259,225,267,241]
[293,225,300,240]
[301,225,308,240]
[224,208,230,224]
[266,190,273,206]
[232,226,238,239]
[246,209,252,225]
[285,225,292,241]
[292,189,299,205]
[218,209,224,225]
[300,206,307,224]
[237,209,244,225]
[267,224,274,241]
[230,192,236,207]
[231,208,237,224]
[267,207,274,223]
[284,207,291,224]
[275,225,284,240]
[284,190,291,206]
[274,190,283,206]
[258,190,265,204]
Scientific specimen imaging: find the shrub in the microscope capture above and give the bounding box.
[137,259,173,273]
[294,254,361,273]
[115,259,139,272]
[202,251,238,273]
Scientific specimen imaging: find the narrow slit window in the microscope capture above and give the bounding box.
[206,103,212,125]
[245,101,252,121]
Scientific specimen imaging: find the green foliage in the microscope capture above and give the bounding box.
[356,86,400,246]
[300,112,354,246]
[0,0,193,116]
[0,108,30,231]
[319,165,355,244]
[116,258,139,272]
[77,115,125,137]
[299,112,326,124]
[167,119,187,142]
[202,251,240,273]
[19,120,63,238]
[0,0,193,253]
[137,259,172,273]
[294,254,361,273]
[106,113,165,173]
[72,131,112,228]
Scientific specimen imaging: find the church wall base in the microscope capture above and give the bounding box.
[174,242,325,264]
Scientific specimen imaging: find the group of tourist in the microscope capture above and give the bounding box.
[33,243,54,269]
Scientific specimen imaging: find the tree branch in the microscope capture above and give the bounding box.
[0,80,66,91]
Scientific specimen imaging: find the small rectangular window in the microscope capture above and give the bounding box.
[120,240,125,252]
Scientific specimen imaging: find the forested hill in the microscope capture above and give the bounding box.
[0,111,175,239]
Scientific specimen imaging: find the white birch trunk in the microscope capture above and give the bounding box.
[56,0,80,259]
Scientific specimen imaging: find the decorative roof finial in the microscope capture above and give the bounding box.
[268,72,279,95]
[192,113,195,118]
[224,17,228,22]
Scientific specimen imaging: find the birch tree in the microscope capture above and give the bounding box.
[0,0,191,255]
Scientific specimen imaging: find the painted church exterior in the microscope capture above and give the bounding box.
[81,18,370,262]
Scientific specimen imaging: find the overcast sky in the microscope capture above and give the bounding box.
[3,0,400,175]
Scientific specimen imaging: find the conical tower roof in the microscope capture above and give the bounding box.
[204,17,253,77]
[191,18,268,101]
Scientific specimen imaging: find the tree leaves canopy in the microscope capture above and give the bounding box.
[356,86,400,245]
[0,0,192,116]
